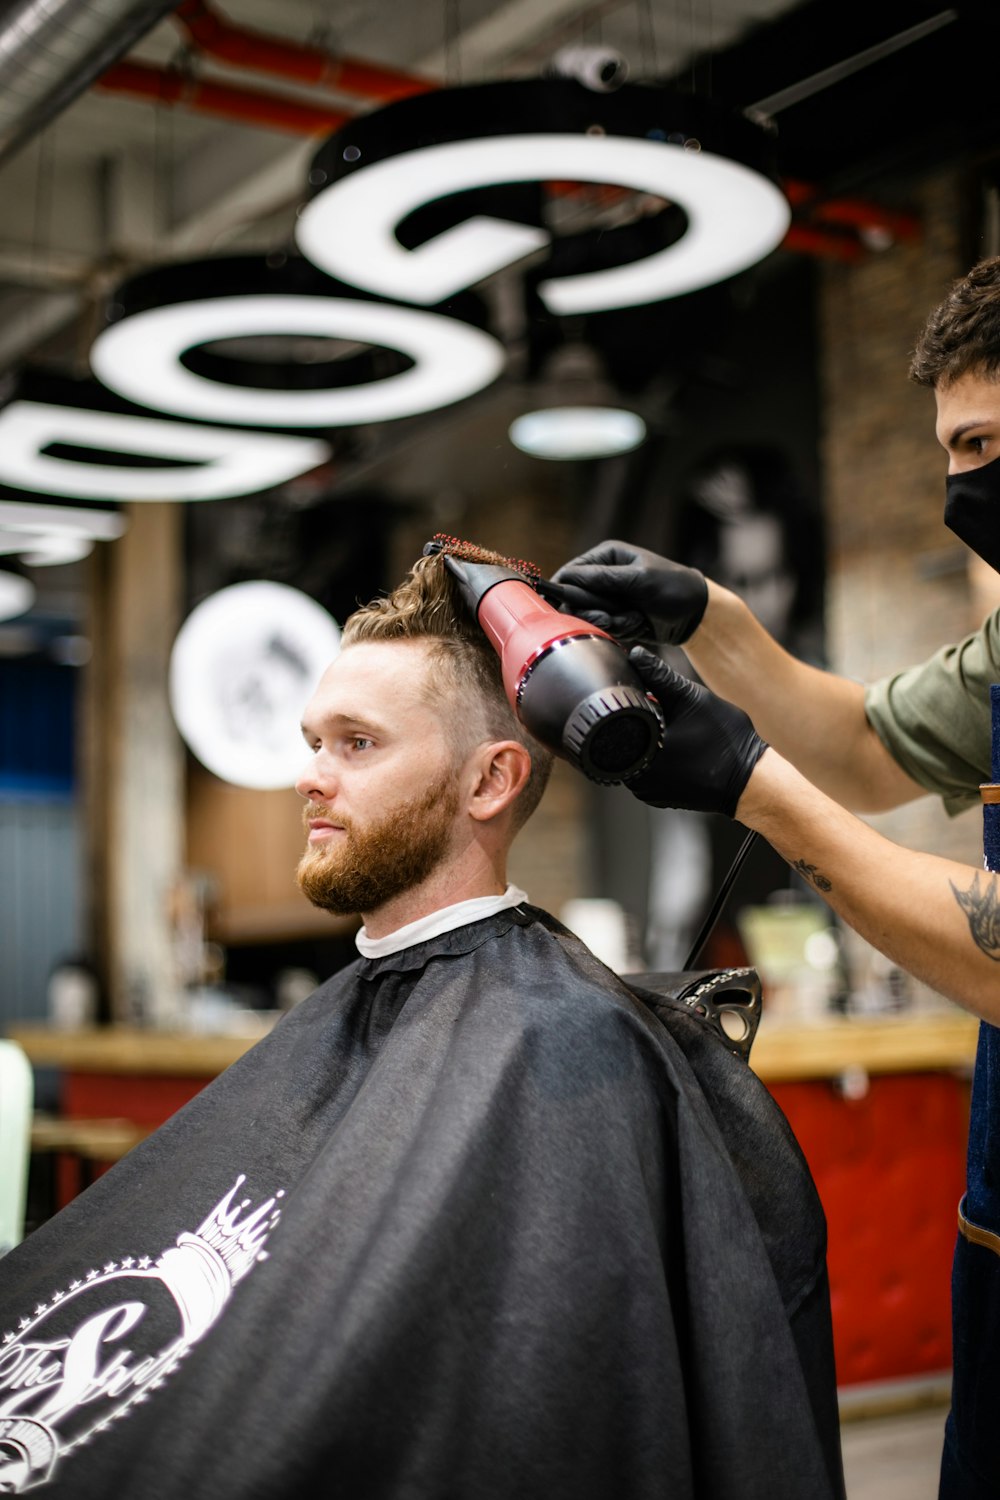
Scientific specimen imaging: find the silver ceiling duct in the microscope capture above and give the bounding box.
[0,0,180,167]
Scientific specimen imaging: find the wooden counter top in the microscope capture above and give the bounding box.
[750,1010,979,1081]
[8,1009,980,1083]
[6,1025,265,1077]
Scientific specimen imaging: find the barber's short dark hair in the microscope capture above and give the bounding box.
[343,553,552,829]
[911,257,1000,387]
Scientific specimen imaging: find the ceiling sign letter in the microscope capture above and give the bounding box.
[0,403,330,503]
[297,126,790,315]
[90,294,505,428]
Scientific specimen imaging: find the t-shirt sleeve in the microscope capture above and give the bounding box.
[864,607,1000,815]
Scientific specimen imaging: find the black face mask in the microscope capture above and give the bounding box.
[945,453,1000,574]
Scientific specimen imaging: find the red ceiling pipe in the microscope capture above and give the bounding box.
[174,0,432,103]
[96,59,352,135]
[150,12,924,250]
[783,178,920,241]
[93,64,907,265]
[808,197,921,242]
[781,223,866,263]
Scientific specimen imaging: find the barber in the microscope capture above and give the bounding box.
[554,254,1000,1500]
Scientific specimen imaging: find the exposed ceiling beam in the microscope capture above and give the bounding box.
[418,0,598,77]
[750,8,958,113]
[155,0,612,255]
[168,135,315,253]
[0,288,83,370]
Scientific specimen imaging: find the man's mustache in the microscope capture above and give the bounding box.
[301,801,352,835]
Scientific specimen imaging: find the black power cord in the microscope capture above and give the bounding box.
[682,829,759,971]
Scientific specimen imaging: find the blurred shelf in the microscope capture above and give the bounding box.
[750,1010,979,1082]
[6,1025,267,1076]
[8,1009,980,1082]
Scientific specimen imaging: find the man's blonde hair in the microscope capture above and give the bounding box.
[342,553,553,829]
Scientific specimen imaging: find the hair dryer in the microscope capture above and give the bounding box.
[428,543,662,785]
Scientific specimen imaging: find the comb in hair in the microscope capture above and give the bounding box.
[423,533,544,587]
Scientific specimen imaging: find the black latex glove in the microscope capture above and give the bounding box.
[551,539,708,646]
[626,647,768,816]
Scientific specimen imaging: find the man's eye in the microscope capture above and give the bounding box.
[351,737,374,751]
[969,436,987,454]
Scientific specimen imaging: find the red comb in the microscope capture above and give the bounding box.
[425,533,543,586]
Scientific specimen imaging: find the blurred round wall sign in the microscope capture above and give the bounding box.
[170,582,340,789]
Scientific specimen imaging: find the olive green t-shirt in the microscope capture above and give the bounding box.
[863,606,1000,816]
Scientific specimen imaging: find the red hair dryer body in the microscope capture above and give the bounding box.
[440,553,662,784]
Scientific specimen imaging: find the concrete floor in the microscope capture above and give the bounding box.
[841,1408,947,1500]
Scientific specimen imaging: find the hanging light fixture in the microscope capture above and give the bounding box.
[510,407,645,461]
[296,79,790,314]
[0,560,35,622]
[91,253,505,429]
[0,498,127,569]
[509,342,646,461]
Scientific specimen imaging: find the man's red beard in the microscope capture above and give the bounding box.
[296,770,461,917]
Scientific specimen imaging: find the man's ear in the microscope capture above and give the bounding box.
[467,741,532,824]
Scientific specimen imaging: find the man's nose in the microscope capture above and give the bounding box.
[295,749,336,802]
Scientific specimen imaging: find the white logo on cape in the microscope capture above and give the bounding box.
[0,1175,282,1492]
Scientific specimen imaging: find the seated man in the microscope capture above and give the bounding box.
[0,553,843,1499]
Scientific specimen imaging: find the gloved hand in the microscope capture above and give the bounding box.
[551,539,709,646]
[625,647,768,816]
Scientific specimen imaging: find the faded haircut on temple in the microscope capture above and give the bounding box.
[343,550,553,829]
[910,255,1000,388]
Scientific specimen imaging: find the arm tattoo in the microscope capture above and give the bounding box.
[950,872,1000,962]
[792,859,832,893]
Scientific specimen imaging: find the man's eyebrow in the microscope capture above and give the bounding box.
[300,710,388,739]
[947,419,993,446]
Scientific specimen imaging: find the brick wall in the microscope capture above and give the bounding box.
[818,170,985,879]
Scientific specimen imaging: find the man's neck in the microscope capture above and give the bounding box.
[362,862,507,940]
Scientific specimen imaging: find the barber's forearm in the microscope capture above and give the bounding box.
[737,750,1000,1022]
[684,583,923,812]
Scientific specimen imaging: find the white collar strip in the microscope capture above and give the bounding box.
[355,885,530,959]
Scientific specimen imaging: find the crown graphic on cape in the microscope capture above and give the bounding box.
[155,1175,284,1339]
[190,1174,283,1285]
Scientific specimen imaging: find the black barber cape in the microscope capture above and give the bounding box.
[0,907,845,1499]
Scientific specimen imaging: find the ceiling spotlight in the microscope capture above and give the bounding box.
[0,499,125,568]
[509,341,646,460]
[510,407,646,461]
[548,45,628,93]
[0,561,35,623]
[14,535,95,566]
[298,80,789,314]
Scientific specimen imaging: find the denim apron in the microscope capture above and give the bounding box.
[941,1025,1000,1496]
[940,685,1000,1498]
